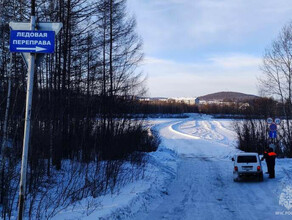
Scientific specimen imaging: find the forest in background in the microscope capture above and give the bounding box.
[0,0,160,218]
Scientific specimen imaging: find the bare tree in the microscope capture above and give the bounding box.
[259,21,292,156]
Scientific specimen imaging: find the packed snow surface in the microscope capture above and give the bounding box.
[55,114,292,220]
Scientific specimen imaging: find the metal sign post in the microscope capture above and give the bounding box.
[9,2,62,219]
[17,14,36,220]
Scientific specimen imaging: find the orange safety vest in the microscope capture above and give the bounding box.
[268,152,277,156]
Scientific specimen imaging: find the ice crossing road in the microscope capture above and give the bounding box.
[131,115,291,220]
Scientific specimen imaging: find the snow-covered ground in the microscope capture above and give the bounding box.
[55,114,292,220]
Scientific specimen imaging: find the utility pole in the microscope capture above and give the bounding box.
[17,0,36,219]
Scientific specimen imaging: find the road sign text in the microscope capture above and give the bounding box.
[10,30,55,53]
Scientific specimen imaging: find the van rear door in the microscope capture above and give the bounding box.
[237,155,258,172]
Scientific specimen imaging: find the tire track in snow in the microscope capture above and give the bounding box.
[173,118,236,147]
[169,121,200,140]
[212,121,236,138]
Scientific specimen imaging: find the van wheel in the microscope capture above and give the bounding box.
[233,178,238,182]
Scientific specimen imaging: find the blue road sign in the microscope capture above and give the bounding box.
[10,30,55,53]
[269,130,277,139]
[269,123,277,131]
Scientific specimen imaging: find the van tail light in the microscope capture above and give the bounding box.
[257,166,261,171]
[234,166,238,171]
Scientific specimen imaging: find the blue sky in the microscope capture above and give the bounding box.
[127,0,292,97]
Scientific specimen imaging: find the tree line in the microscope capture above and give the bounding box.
[199,97,280,118]
[131,99,199,115]
[0,0,159,218]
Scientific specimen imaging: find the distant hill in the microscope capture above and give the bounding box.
[198,91,258,102]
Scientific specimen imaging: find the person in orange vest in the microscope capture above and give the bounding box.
[266,148,277,178]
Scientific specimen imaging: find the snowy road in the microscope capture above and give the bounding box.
[130,115,292,220]
[54,115,292,219]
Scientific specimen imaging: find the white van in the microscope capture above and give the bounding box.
[232,153,263,182]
